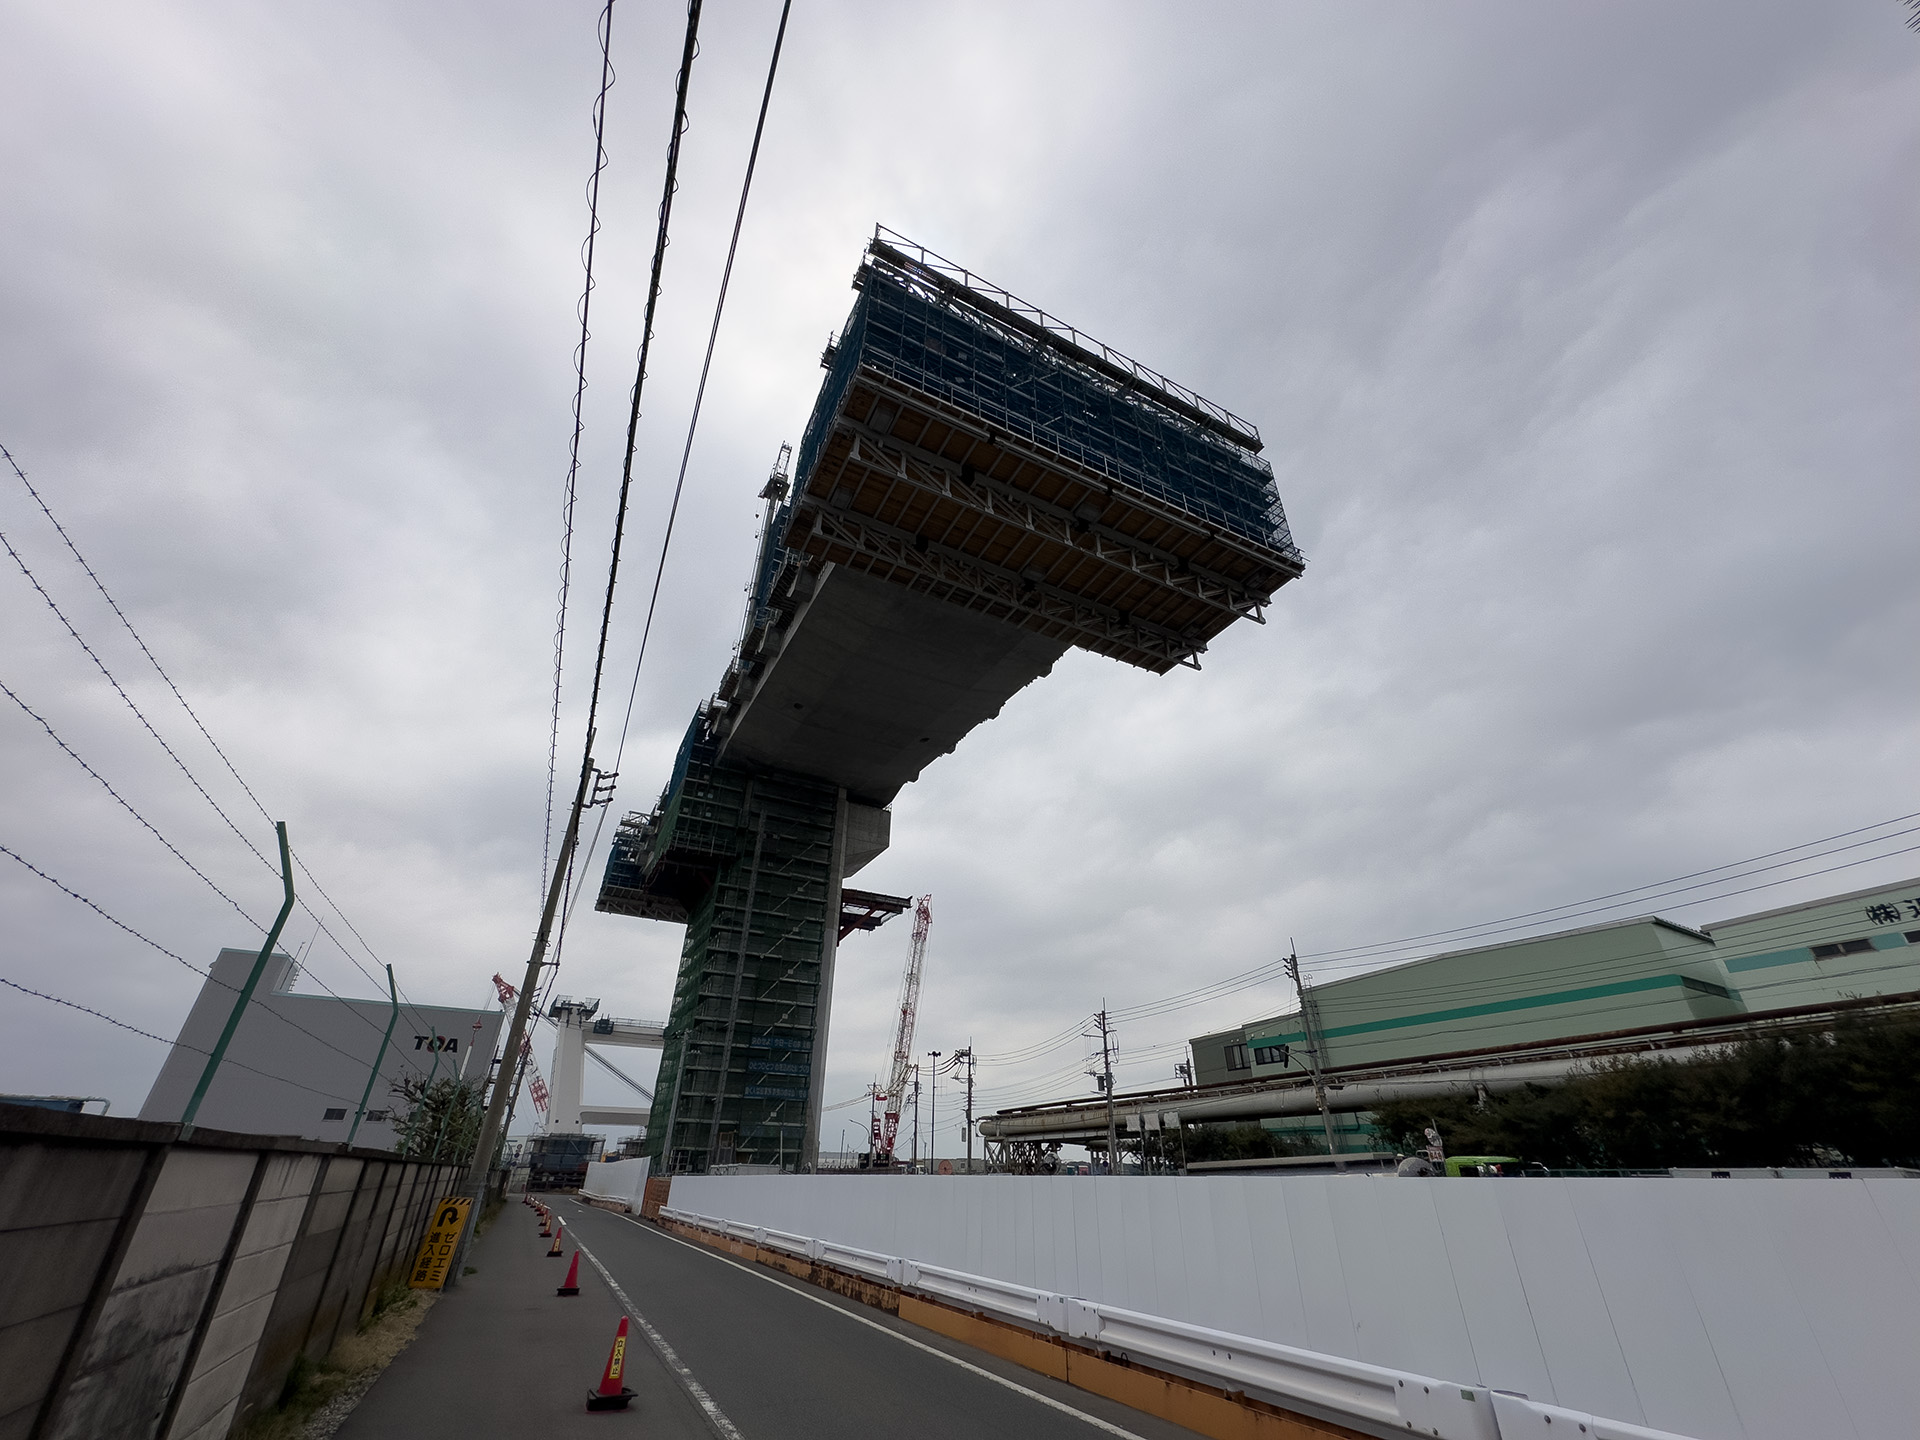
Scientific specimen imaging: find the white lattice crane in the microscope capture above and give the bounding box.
[871,895,931,1167]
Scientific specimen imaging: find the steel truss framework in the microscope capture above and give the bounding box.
[600,725,843,1173]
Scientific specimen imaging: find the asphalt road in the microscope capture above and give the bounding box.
[555,1197,1207,1440]
[337,1199,719,1440]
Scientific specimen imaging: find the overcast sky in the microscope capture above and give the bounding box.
[2,1,1915,1158]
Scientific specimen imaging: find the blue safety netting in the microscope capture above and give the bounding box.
[794,269,1301,561]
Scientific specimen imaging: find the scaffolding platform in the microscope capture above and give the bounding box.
[593,232,1307,1174]
[781,231,1304,674]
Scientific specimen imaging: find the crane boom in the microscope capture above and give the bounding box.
[873,895,930,1165]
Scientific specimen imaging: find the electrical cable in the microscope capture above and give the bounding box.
[553,0,792,948]
[577,0,704,756]
[1295,812,1920,975]
[511,1,710,1076]
[0,839,408,1077]
[1104,818,1920,1027]
[2,440,444,1051]
[1,675,265,931]
[972,881,1920,1110]
[1131,910,1920,1102]
[0,525,274,873]
[0,977,361,1105]
[967,820,1920,1084]
[1235,902,1920,1015]
[3,443,278,830]
[0,672,448,1064]
[542,0,617,904]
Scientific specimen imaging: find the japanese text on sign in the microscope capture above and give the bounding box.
[1864,899,1920,927]
[408,1196,472,1290]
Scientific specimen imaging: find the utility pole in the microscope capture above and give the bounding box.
[909,1064,921,1172]
[1285,947,1344,1170]
[951,1045,974,1174]
[456,746,614,1278]
[1087,1007,1118,1176]
[927,1050,940,1172]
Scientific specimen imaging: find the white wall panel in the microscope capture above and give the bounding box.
[668,1173,1920,1440]
[1663,1182,1845,1440]
[1366,1181,1480,1383]
[1427,1182,1555,1404]
[1494,1180,1641,1418]
[1865,1178,1920,1287]
[1145,1180,1186,1320]
[1239,1179,1313,1347]
[1560,1182,1740,1440]
[1763,1182,1920,1440]
[1282,1179,1361,1360]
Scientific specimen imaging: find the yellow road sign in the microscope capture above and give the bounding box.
[408,1196,472,1290]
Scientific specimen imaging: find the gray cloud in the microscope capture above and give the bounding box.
[2,2,1914,1157]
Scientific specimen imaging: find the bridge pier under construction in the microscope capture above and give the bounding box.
[595,230,1304,1174]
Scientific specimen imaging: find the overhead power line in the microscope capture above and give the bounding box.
[965,820,1920,1109]
[0,976,360,1106]
[1,675,265,931]
[556,0,794,955]
[0,524,275,873]
[0,670,438,1058]
[1100,812,1920,1030]
[3,440,442,1046]
[469,0,711,1195]
[2,442,280,828]
[542,0,618,904]
[580,0,704,753]
[0,839,433,1080]
[1297,811,1920,978]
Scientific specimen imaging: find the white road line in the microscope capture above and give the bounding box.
[570,1201,1150,1440]
[567,1226,746,1440]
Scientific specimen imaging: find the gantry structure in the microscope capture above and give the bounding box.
[596,230,1305,1173]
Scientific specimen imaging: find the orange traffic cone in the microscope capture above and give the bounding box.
[558,1250,581,1296]
[587,1317,636,1410]
[548,1223,565,1257]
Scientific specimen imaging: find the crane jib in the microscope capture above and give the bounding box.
[874,895,932,1162]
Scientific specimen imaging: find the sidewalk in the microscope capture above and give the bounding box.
[334,1197,714,1438]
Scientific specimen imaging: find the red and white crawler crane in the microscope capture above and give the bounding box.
[871,896,931,1168]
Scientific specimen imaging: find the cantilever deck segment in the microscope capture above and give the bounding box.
[713,564,1066,805]
[596,230,1305,1174]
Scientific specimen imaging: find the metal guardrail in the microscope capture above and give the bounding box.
[657,1207,1697,1440]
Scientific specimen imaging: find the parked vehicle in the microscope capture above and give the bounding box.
[526,1132,602,1190]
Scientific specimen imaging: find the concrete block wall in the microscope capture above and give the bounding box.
[46,1148,258,1440]
[0,1136,156,1440]
[164,1154,320,1440]
[0,1105,475,1440]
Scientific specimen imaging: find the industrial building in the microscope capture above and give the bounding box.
[1194,874,1920,1087]
[981,875,1920,1159]
[139,947,506,1148]
[596,230,1304,1174]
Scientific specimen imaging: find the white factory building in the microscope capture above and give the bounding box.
[140,948,505,1150]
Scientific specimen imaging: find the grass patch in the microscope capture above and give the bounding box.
[232,1287,437,1440]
